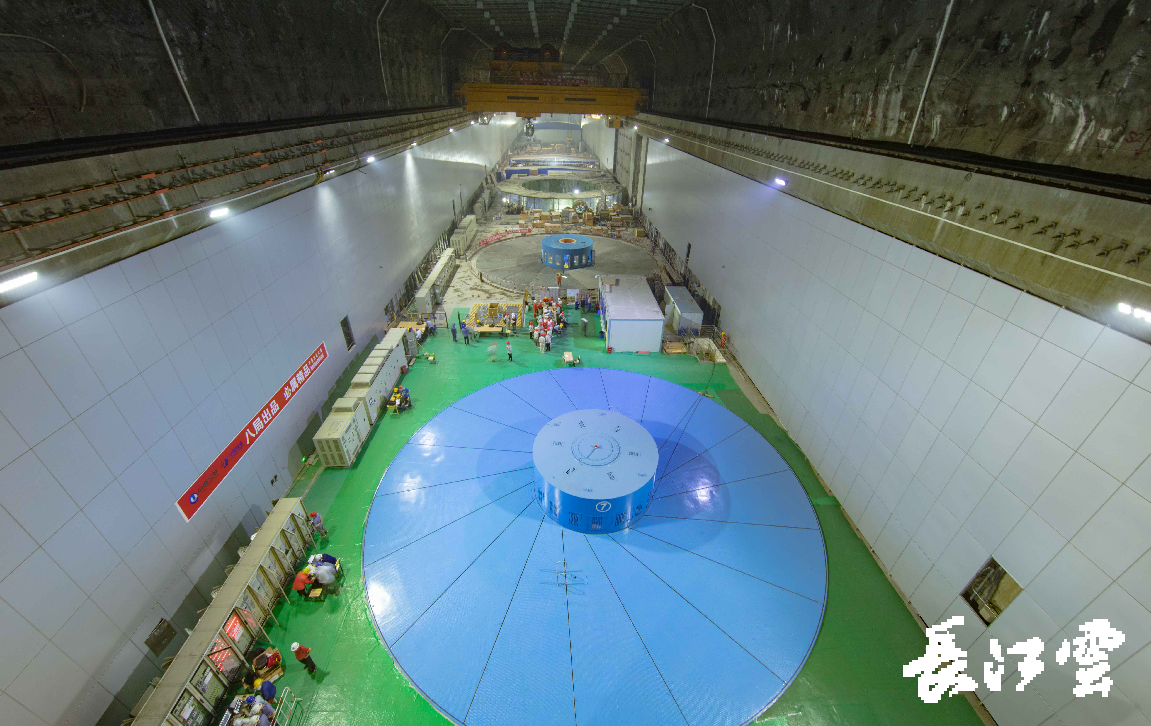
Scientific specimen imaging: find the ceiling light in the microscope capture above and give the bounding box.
[634,125,638,130]
[1118,302,1133,314]
[574,188,580,193]
[0,271,37,293]
[1137,308,1150,320]
[366,156,375,163]
[411,142,417,146]
[774,178,786,186]
[664,138,669,142]
[449,127,454,132]
[209,207,229,218]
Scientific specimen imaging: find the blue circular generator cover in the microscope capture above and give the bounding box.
[363,369,827,726]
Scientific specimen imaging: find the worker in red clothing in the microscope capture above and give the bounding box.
[291,642,317,675]
[292,568,314,597]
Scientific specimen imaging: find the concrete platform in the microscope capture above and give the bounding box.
[474,233,660,291]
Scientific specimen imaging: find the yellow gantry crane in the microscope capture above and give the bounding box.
[456,43,646,119]
[457,83,645,118]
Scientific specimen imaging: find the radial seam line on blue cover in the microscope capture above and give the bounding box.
[464,514,546,722]
[406,442,535,454]
[608,535,784,681]
[639,375,652,420]
[595,368,610,412]
[654,398,703,482]
[392,499,536,647]
[642,514,818,530]
[375,466,534,498]
[651,470,792,500]
[364,482,533,568]
[655,423,750,482]
[653,397,702,453]
[547,369,580,409]
[448,405,542,436]
[561,529,578,726]
[498,379,553,418]
[630,528,824,605]
[585,535,690,726]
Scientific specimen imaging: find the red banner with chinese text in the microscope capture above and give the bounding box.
[176,343,328,520]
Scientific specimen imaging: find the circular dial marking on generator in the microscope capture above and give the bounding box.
[571,432,620,466]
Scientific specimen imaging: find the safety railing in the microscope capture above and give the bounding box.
[272,685,303,725]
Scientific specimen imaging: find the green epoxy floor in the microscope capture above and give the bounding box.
[267,308,984,726]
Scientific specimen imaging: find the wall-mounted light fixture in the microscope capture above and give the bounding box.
[366,156,375,163]
[209,207,229,218]
[774,178,787,187]
[0,271,37,293]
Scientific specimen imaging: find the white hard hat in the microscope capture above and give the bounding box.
[290,642,299,652]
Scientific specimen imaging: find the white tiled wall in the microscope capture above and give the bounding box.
[0,119,517,726]
[643,140,1151,726]
[581,117,616,171]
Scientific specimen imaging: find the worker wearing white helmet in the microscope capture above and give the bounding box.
[291,642,317,675]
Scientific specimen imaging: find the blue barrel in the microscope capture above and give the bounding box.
[533,409,658,534]
[541,234,594,269]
